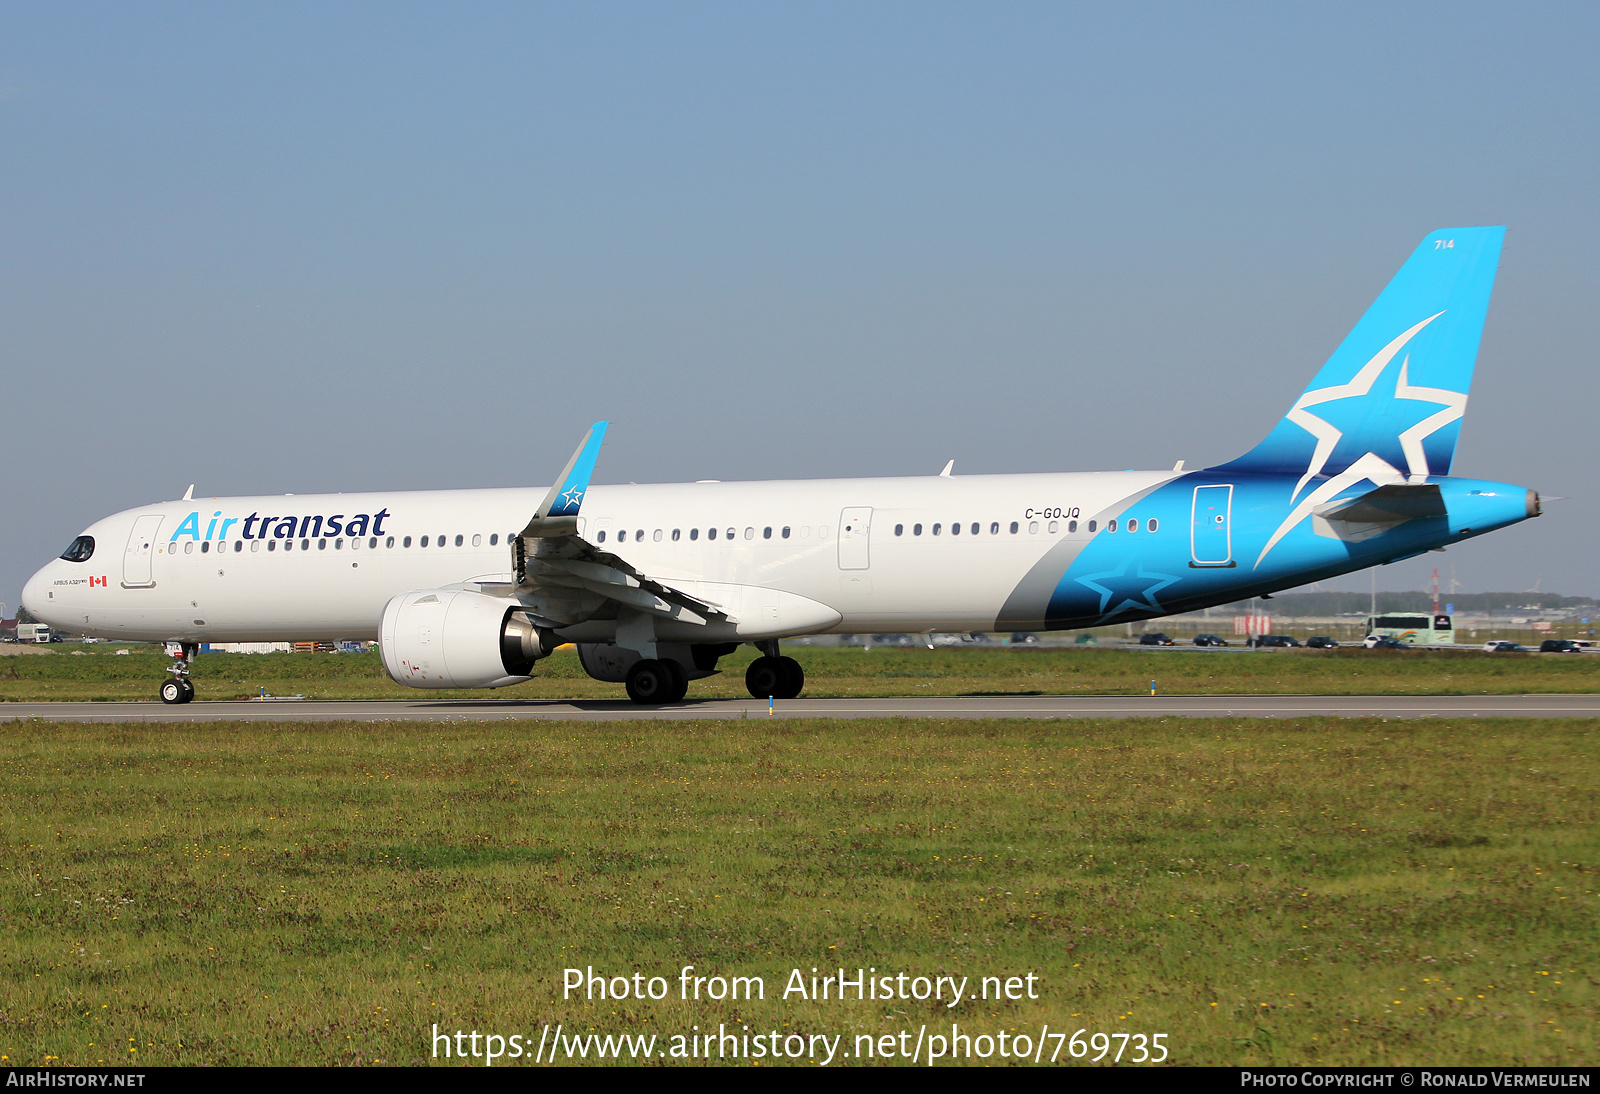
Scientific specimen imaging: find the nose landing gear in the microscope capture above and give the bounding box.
[160,642,198,704]
[744,641,804,700]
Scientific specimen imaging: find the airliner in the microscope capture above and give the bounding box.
[22,228,1539,704]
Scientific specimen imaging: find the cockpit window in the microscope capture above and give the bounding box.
[59,536,95,563]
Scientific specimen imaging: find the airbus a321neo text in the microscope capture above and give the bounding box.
[23,228,1539,704]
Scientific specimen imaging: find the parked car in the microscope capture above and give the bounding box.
[1009,633,1039,645]
[1538,639,1583,653]
[1138,633,1175,646]
[1365,635,1412,650]
[1193,633,1229,647]
[1483,640,1529,653]
[1306,636,1339,649]
[1256,634,1301,648]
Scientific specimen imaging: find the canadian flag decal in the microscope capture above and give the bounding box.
[90,576,108,588]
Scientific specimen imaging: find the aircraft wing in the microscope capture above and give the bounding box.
[511,422,733,628]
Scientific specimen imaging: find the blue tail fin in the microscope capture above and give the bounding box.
[1216,227,1505,495]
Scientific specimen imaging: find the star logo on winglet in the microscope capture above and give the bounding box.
[560,487,584,509]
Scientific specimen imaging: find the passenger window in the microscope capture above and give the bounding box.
[370,537,378,549]
[268,540,276,552]
[302,539,311,551]
[782,527,791,539]
[726,528,735,540]
[420,535,429,547]
[1048,521,1058,533]
[708,528,717,540]
[1148,518,1159,533]
[1108,519,1118,533]
[183,541,194,555]
[1128,519,1138,533]
[1028,521,1038,534]
[317,539,326,551]
[351,537,361,550]
[489,533,498,546]
[895,524,904,536]
[800,526,811,539]
[1068,520,1077,533]
[914,523,923,535]
[251,541,260,553]
[951,522,960,535]
[1010,522,1018,534]
[234,541,243,553]
[763,527,772,539]
[672,529,681,541]
[335,539,344,550]
[403,536,413,547]
[745,527,754,540]
[1087,521,1097,533]
[201,541,210,554]
[636,530,644,542]
[971,523,980,535]
[933,523,942,535]
[653,529,663,542]
[386,537,395,548]
[690,528,699,541]
[472,534,482,547]
[454,534,463,547]
[990,522,999,535]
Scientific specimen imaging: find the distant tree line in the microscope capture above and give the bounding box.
[1219,592,1597,616]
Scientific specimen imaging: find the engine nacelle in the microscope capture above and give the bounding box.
[380,589,556,689]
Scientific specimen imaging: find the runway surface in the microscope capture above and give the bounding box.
[1,694,1597,722]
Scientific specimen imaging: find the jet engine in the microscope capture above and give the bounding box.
[379,589,557,689]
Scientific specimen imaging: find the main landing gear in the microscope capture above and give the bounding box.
[624,658,689,704]
[160,641,198,704]
[745,642,804,701]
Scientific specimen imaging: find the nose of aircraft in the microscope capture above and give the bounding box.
[20,562,58,626]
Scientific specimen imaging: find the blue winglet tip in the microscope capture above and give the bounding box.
[548,422,609,517]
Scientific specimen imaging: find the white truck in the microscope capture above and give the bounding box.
[16,623,51,644]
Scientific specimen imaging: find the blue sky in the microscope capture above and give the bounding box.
[3,3,1596,608]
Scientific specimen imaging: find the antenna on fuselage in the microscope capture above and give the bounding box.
[938,460,954,477]
[182,484,194,501]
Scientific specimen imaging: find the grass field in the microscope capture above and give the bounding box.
[0,716,1593,1066]
[3,644,1599,703]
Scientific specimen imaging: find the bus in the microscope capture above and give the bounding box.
[1366,614,1454,645]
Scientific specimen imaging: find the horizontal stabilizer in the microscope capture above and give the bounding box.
[1312,483,1445,543]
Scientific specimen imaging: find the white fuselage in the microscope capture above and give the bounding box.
[24,470,1175,644]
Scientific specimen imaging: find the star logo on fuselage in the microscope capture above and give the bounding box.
[1074,558,1182,623]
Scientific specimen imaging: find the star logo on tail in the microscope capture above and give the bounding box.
[1256,311,1465,567]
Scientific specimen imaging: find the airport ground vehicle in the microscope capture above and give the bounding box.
[21,228,1542,703]
[1539,639,1584,653]
[1484,640,1529,653]
[1306,636,1339,649]
[1365,635,1412,650]
[1138,633,1176,646]
[1366,613,1454,645]
[1255,635,1302,648]
[1193,633,1229,647]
